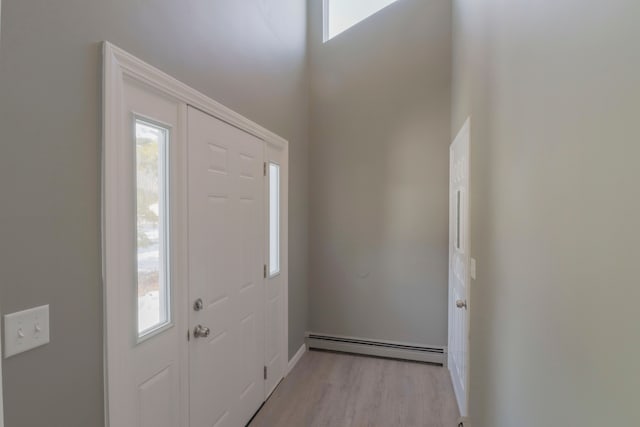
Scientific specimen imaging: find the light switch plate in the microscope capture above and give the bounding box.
[4,305,50,358]
[470,258,477,280]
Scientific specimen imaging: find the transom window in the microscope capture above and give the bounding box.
[323,0,401,42]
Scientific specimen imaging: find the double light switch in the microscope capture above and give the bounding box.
[4,305,50,358]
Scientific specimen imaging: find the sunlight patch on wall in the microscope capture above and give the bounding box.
[324,0,401,42]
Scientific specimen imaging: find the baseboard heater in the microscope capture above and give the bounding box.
[306,333,446,366]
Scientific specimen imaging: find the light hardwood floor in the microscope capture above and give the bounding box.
[249,350,460,427]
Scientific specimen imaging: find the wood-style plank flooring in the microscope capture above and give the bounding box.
[249,350,460,427]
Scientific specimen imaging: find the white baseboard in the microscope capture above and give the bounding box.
[287,343,307,375]
[306,332,446,365]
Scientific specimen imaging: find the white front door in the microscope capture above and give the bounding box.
[187,107,265,427]
[448,118,470,416]
[105,44,289,427]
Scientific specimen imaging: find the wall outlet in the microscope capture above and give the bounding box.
[4,305,50,358]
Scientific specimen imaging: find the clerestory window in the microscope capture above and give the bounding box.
[323,0,402,42]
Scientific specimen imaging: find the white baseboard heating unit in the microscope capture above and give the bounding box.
[306,333,446,365]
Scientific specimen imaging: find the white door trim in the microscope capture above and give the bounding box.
[102,41,289,427]
[103,43,288,150]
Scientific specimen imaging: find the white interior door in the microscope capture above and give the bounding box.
[448,118,470,417]
[188,107,265,427]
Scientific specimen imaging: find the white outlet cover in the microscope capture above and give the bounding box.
[4,305,50,358]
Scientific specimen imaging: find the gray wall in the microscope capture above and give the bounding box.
[308,0,452,345]
[451,0,640,425]
[0,0,309,425]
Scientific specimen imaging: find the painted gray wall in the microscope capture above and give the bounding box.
[451,0,640,425]
[308,0,452,345]
[0,0,308,425]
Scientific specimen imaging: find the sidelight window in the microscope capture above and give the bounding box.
[135,118,171,338]
[269,163,281,277]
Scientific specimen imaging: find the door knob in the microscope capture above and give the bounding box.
[193,298,204,312]
[456,300,467,309]
[193,325,210,338]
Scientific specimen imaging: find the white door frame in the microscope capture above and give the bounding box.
[102,41,289,427]
[448,117,471,417]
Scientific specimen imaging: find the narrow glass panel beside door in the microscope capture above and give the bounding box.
[269,163,280,277]
[456,190,461,251]
[135,119,171,338]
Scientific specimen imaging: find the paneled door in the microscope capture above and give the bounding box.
[105,43,289,427]
[448,118,470,417]
[188,107,265,427]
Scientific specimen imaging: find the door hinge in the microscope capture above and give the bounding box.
[264,366,267,380]
[264,264,267,278]
[264,162,267,177]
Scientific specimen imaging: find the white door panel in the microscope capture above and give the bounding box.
[448,118,470,417]
[123,80,183,427]
[188,107,265,427]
